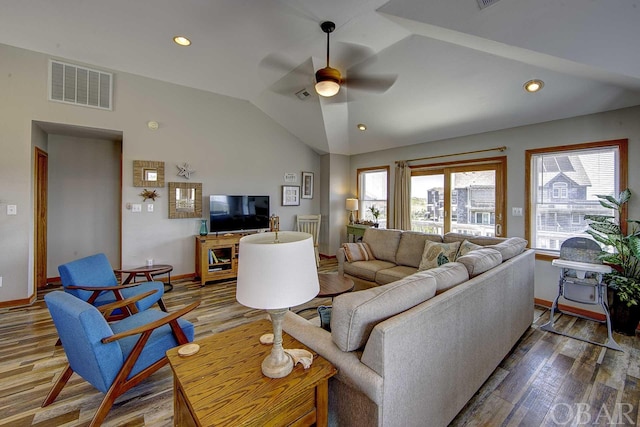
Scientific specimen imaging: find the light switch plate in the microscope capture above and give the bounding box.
[132,204,142,213]
[147,204,154,212]
[7,205,17,215]
[512,207,523,216]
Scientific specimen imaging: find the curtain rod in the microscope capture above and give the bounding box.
[396,146,507,164]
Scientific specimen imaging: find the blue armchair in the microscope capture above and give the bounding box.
[42,290,199,426]
[58,253,167,318]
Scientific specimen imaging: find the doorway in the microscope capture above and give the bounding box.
[32,122,123,289]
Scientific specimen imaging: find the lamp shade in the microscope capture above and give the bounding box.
[236,232,319,310]
[346,198,359,211]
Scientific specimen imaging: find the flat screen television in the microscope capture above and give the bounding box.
[209,195,270,233]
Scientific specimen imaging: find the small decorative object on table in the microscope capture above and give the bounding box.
[199,219,208,236]
[369,205,381,225]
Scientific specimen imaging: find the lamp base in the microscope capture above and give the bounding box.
[349,210,355,225]
[262,308,294,378]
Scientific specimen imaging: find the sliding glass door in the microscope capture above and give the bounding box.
[410,159,506,237]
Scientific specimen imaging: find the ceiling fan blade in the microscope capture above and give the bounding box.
[343,74,397,93]
[332,42,376,71]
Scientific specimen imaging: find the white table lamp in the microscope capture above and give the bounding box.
[346,198,359,225]
[236,231,319,378]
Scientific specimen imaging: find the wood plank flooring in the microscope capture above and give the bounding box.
[1,259,638,426]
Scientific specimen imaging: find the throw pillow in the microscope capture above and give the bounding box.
[317,305,332,332]
[458,239,482,258]
[342,242,375,262]
[418,240,461,271]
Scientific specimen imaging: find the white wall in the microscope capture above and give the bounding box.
[0,43,320,303]
[319,154,351,256]
[350,106,640,311]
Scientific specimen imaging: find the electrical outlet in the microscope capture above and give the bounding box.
[0,276,3,287]
[7,205,17,215]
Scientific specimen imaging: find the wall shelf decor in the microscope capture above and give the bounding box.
[282,185,300,206]
[133,160,165,187]
[169,182,202,219]
[302,171,313,199]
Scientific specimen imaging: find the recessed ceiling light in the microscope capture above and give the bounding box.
[524,79,544,93]
[357,124,367,131]
[173,36,192,46]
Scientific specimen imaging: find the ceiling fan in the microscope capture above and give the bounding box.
[314,21,396,98]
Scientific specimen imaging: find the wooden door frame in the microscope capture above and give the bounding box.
[34,147,48,289]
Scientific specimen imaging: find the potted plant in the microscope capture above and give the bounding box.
[584,189,640,335]
[369,205,381,227]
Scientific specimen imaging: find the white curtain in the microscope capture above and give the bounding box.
[393,161,411,230]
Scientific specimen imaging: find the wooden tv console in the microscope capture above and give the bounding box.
[195,233,252,284]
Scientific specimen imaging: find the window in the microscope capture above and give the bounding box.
[552,182,568,199]
[357,167,389,228]
[526,139,627,252]
[410,157,506,237]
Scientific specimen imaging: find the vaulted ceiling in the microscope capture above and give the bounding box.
[2,0,640,155]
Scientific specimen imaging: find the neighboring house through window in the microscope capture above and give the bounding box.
[526,139,627,252]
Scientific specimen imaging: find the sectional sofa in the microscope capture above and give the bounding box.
[283,228,534,426]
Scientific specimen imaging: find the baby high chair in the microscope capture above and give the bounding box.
[540,237,622,351]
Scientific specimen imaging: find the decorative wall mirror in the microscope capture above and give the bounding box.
[133,160,165,187]
[168,182,202,219]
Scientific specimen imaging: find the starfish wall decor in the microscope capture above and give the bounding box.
[176,163,195,179]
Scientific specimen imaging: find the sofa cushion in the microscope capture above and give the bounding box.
[331,273,437,352]
[419,262,470,294]
[457,239,482,257]
[343,242,375,262]
[363,228,402,264]
[486,237,527,261]
[375,265,419,285]
[344,259,396,281]
[396,232,443,268]
[418,240,461,271]
[443,232,506,246]
[456,247,502,278]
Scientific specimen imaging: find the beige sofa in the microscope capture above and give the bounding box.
[283,229,534,427]
[338,228,527,289]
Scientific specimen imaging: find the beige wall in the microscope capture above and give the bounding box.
[349,105,640,311]
[0,43,320,303]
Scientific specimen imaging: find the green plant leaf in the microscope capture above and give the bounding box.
[618,188,631,204]
[588,222,621,235]
[584,214,614,222]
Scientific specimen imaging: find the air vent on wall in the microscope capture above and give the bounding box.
[49,60,113,110]
[477,0,500,9]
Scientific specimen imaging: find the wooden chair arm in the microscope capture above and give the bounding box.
[97,290,158,317]
[102,301,201,344]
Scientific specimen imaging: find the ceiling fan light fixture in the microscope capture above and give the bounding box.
[315,66,341,97]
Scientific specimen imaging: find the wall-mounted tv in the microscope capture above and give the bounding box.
[209,195,270,233]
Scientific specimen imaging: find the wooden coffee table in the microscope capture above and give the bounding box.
[317,273,355,298]
[167,319,337,426]
[115,264,174,291]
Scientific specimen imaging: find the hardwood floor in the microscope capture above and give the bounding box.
[1,259,638,426]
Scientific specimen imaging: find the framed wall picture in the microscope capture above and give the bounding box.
[301,171,313,199]
[282,185,300,206]
[133,160,165,187]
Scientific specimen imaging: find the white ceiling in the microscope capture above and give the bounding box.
[2,0,640,155]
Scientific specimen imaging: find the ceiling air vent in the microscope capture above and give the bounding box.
[49,60,113,110]
[477,0,500,9]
